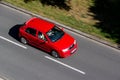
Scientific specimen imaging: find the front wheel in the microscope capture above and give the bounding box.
[51,51,59,58]
[20,37,27,44]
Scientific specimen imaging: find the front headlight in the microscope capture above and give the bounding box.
[62,48,69,52]
[74,40,76,44]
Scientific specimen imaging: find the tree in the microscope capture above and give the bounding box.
[90,0,120,44]
[40,0,71,10]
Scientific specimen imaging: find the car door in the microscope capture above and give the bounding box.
[24,27,38,46]
[36,31,52,52]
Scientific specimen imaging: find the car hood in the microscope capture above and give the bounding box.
[53,33,74,50]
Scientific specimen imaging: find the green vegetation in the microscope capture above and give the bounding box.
[3,0,119,45]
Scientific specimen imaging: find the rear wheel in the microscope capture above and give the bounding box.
[51,51,59,58]
[20,37,27,44]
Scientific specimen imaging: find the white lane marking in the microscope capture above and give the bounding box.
[45,56,86,75]
[0,78,4,80]
[0,75,8,80]
[0,36,27,49]
[0,78,5,80]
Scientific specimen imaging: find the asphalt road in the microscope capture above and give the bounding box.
[0,3,120,80]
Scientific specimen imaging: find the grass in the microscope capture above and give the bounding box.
[3,0,118,45]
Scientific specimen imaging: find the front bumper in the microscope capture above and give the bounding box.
[60,43,77,58]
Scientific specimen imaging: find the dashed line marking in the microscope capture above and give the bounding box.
[0,35,85,75]
[0,78,5,80]
[0,75,8,80]
[0,36,27,49]
[45,56,86,75]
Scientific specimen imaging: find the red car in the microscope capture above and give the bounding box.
[19,17,77,58]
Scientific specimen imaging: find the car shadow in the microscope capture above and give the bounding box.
[8,24,23,41]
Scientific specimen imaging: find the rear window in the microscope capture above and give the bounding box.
[26,28,36,36]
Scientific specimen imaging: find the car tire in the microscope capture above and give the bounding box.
[51,51,59,58]
[20,37,27,44]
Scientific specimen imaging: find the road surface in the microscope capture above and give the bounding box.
[0,3,120,80]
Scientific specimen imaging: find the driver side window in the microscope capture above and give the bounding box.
[38,32,46,41]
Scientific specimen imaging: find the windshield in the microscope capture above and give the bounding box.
[47,26,64,42]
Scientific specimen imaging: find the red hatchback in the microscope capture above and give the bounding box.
[19,17,77,58]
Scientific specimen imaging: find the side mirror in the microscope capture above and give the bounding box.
[45,40,48,43]
[61,28,64,31]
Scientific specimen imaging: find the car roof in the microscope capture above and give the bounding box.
[25,17,54,33]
